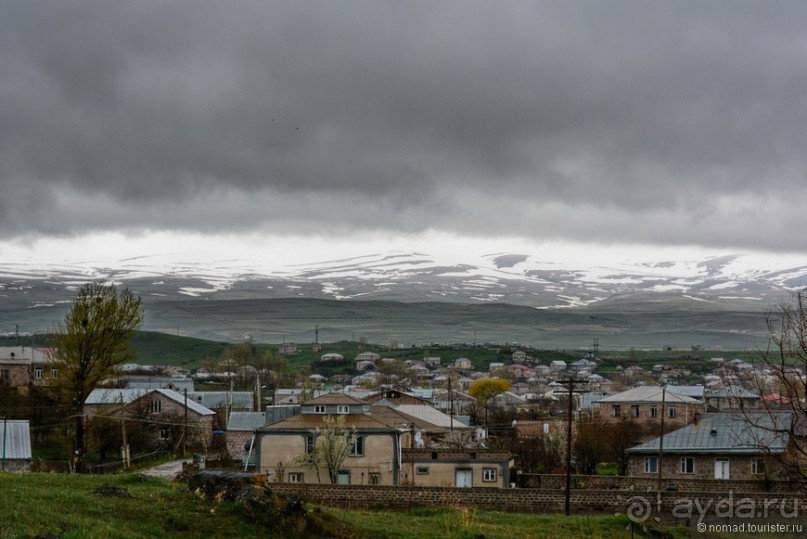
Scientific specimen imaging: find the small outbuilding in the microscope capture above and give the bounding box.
[0,419,33,472]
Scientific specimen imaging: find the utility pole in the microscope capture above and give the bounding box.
[183,389,188,458]
[2,417,7,472]
[120,395,130,470]
[657,386,666,514]
[562,376,588,516]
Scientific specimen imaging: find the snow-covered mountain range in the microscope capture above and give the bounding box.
[3,251,807,310]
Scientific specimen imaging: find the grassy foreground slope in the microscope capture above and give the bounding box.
[0,472,681,538]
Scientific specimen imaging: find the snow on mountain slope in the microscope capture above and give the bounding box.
[2,251,807,310]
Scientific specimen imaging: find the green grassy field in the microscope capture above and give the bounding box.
[0,472,685,538]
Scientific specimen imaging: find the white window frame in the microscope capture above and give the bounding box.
[680,457,694,474]
[337,405,349,414]
[644,457,658,474]
[151,399,162,413]
[416,466,430,475]
[314,405,326,414]
[752,457,765,475]
[482,468,497,482]
[668,407,677,418]
[630,405,640,418]
[288,472,304,483]
[34,368,43,380]
[649,406,658,418]
[50,368,59,379]
[611,405,621,418]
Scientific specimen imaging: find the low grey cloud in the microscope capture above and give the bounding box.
[2,2,807,251]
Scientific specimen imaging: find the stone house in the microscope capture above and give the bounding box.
[626,412,791,480]
[255,392,508,488]
[256,393,406,485]
[401,448,514,488]
[226,411,266,467]
[0,346,54,390]
[597,386,704,428]
[705,386,761,411]
[84,388,216,451]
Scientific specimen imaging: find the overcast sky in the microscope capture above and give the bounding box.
[2,2,807,266]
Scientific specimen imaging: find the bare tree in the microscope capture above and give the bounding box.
[294,414,357,484]
[49,283,144,470]
[742,289,807,480]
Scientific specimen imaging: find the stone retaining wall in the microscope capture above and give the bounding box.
[517,473,804,493]
[269,483,806,516]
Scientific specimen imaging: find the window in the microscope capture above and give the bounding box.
[50,368,59,379]
[314,405,326,414]
[151,400,162,413]
[630,405,640,418]
[368,472,381,485]
[680,457,694,474]
[416,466,430,475]
[644,457,658,474]
[160,428,171,440]
[483,468,497,482]
[34,368,43,380]
[350,436,364,456]
[668,407,677,419]
[611,405,621,418]
[649,406,658,418]
[337,405,349,414]
[337,470,350,485]
[0,369,9,383]
[288,472,304,483]
[305,435,315,454]
[752,458,765,475]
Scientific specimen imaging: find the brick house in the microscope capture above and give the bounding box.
[597,386,704,427]
[626,412,791,480]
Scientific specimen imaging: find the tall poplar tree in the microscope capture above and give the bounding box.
[50,282,144,469]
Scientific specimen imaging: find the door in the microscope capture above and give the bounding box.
[714,459,730,479]
[455,468,472,488]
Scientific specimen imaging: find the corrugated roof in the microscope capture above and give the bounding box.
[706,386,760,399]
[0,419,32,460]
[258,413,397,432]
[154,389,216,416]
[189,391,253,410]
[627,412,791,455]
[305,393,366,406]
[227,412,267,431]
[85,388,149,405]
[598,386,699,404]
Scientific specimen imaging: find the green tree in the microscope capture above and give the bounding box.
[49,282,144,469]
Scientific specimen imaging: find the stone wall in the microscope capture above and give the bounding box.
[268,482,806,517]
[516,473,804,493]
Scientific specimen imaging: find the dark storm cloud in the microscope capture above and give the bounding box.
[2,1,807,250]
